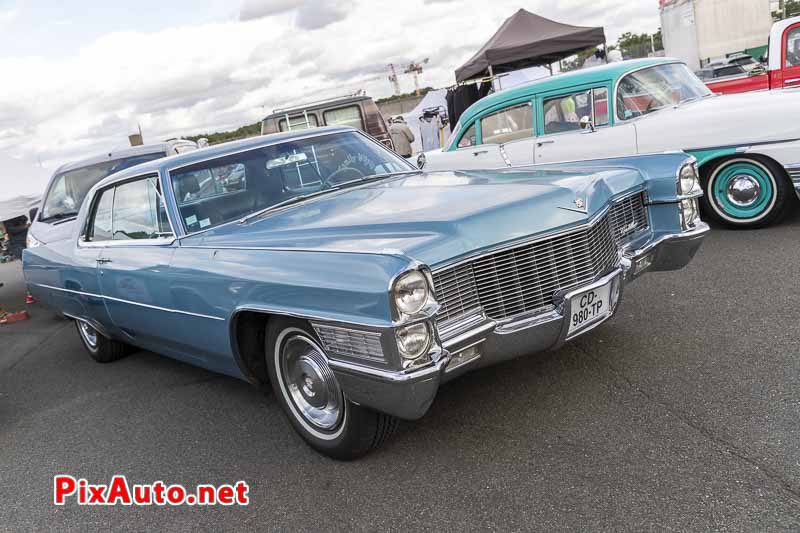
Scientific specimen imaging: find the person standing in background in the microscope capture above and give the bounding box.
[388,116,415,158]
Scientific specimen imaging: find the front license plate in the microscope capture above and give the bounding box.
[567,280,613,336]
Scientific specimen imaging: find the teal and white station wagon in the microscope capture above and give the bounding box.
[420,58,800,228]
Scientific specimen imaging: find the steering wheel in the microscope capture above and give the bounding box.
[326,166,364,185]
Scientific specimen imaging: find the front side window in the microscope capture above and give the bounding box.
[278,114,319,132]
[785,27,800,67]
[40,152,166,222]
[323,106,363,130]
[169,132,415,233]
[89,188,114,241]
[111,177,171,240]
[457,124,477,148]
[86,176,172,242]
[616,63,710,120]
[479,104,533,144]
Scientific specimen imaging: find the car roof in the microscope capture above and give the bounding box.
[456,57,680,129]
[55,139,196,174]
[263,95,372,120]
[93,125,355,189]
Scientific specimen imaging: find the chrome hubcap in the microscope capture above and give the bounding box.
[726,175,761,207]
[78,321,98,348]
[281,335,342,431]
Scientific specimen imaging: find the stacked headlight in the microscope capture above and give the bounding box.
[393,270,429,316]
[396,323,431,362]
[393,269,434,366]
[678,161,701,196]
[26,233,42,249]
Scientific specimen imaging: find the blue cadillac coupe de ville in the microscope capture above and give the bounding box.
[23,126,708,459]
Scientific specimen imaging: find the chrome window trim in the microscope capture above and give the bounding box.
[166,130,416,240]
[32,283,225,321]
[78,170,177,248]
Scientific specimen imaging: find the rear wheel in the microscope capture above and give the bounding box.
[75,320,129,363]
[702,156,790,228]
[265,317,397,460]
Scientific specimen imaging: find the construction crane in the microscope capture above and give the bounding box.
[404,58,429,96]
[387,63,401,96]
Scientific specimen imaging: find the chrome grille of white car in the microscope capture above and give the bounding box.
[432,193,648,325]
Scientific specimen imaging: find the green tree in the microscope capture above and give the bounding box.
[617,30,663,59]
[773,0,800,19]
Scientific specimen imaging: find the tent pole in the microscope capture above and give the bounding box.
[488,65,495,90]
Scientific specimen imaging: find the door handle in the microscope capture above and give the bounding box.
[537,140,554,147]
[96,258,112,264]
[785,77,800,85]
[472,150,489,156]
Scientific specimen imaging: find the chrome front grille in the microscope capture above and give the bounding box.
[433,193,648,325]
[608,192,649,242]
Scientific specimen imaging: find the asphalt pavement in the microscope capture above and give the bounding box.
[1,210,799,532]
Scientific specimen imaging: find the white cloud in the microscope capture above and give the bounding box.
[0,0,659,168]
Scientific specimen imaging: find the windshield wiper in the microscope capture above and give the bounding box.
[336,169,423,188]
[40,212,77,223]
[238,187,341,225]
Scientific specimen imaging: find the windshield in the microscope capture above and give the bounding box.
[169,131,416,233]
[40,152,166,221]
[616,63,711,120]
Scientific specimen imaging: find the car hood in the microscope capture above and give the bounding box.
[188,169,644,267]
[634,90,800,152]
[29,217,77,245]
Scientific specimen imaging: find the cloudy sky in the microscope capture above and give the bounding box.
[0,0,660,169]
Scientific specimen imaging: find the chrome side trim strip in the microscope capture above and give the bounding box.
[32,283,225,321]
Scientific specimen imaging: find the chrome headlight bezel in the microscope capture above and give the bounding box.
[26,233,42,249]
[395,322,432,363]
[391,268,433,318]
[677,160,702,197]
[679,198,701,230]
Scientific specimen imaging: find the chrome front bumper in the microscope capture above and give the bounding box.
[329,222,710,421]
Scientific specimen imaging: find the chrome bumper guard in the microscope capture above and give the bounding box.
[328,222,710,421]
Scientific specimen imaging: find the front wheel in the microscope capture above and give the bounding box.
[702,157,790,229]
[265,318,397,460]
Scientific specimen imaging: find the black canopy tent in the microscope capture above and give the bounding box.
[455,9,606,83]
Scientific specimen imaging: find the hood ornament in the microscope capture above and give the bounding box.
[574,198,585,209]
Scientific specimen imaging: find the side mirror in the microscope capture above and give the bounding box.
[579,116,595,132]
[28,207,38,223]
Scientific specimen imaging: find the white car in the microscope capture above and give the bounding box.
[420,58,800,228]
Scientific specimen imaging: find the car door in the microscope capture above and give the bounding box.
[478,101,536,166]
[781,23,800,88]
[96,174,179,351]
[534,86,637,164]
[426,121,507,170]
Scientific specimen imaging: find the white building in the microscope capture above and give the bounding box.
[660,0,773,70]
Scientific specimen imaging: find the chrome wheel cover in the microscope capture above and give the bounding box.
[77,321,98,349]
[726,174,761,207]
[280,334,343,431]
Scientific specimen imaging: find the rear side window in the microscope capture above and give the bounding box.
[479,104,533,144]
[786,27,800,67]
[543,90,592,134]
[278,114,319,132]
[324,106,363,130]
